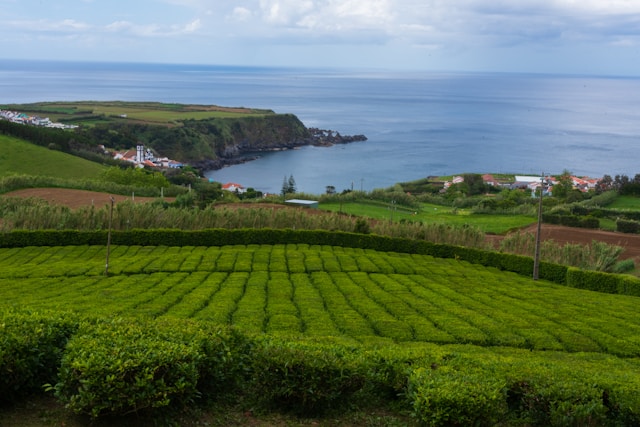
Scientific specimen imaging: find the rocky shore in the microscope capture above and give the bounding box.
[192,127,367,172]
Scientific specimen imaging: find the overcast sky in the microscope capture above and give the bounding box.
[2,0,640,75]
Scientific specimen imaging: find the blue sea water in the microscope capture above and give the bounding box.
[2,59,640,194]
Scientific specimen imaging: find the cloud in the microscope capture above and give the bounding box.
[1,0,640,72]
[229,7,252,22]
[6,18,91,33]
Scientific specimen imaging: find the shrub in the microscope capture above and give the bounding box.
[53,318,202,418]
[0,310,79,403]
[612,259,635,274]
[408,365,507,426]
[566,268,620,294]
[250,339,367,415]
[617,219,640,234]
[353,218,370,234]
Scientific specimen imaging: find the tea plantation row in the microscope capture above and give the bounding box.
[2,244,640,356]
[2,309,640,426]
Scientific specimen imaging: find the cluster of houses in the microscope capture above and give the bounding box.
[0,109,78,129]
[444,174,600,196]
[220,182,246,194]
[112,145,184,169]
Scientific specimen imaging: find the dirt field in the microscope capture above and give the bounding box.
[489,223,640,261]
[3,188,174,209]
[4,188,640,261]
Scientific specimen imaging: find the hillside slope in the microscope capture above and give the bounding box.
[0,135,106,179]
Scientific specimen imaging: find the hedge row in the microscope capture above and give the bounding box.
[2,228,639,296]
[571,205,640,222]
[616,219,640,234]
[3,310,640,425]
[542,213,600,229]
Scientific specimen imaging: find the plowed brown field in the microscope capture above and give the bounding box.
[3,188,173,209]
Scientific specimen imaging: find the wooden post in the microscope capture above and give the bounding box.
[533,173,544,280]
[105,196,115,276]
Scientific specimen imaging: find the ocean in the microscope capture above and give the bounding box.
[2,59,640,195]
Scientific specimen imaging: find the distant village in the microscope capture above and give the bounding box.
[444,174,600,196]
[0,109,79,129]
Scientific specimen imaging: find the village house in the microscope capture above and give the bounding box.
[221,182,246,194]
[111,144,183,170]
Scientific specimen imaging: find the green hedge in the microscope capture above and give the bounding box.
[0,310,79,403]
[250,339,368,415]
[52,317,251,418]
[3,310,640,424]
[566,267,640,296]
[55,318,201,418]
[617,219,640,234]
[542,213,600,229]
[4,228,640,296]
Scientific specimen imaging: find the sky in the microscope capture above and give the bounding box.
[2,0,640,75]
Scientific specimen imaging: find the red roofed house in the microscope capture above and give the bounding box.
[222,182,246,194]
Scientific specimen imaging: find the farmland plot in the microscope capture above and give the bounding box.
[2,244,640,356]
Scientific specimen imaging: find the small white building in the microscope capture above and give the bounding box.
[285,199,319,209]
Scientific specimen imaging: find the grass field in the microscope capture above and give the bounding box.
[0,135,106,179]
[3,101,273,126]
[320,201,536,234]
[607,195,640,210]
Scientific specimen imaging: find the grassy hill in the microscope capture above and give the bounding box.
[0,134,106,179]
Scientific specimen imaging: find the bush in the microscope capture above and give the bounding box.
[54,318,202,418]
[612,259,635,274]
[408,365,507,426]
[0,310,79,403]
[566,268,621,294]
[250,339,367,415]
[617,219,640,234]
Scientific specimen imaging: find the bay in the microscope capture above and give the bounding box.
[2,59,639,195]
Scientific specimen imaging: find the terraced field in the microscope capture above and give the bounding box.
[2,244,640,357]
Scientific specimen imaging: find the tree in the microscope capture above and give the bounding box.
[281,174,297,196]
[288,174,297,194]
[462,173,487,196]
[596,174,614,194]
[552,170,573,199]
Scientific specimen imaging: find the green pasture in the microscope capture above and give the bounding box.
[607,195,640,210]
[2,243,640,356]
[90,105,271,123]
[0,135,106,180]
[320,201,535,234]
[5,101,273,125]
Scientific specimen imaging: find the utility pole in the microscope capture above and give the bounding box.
[533,173,544,280]
[105,196,115,276]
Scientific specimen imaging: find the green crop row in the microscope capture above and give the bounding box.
[2,245,640,357]
[1,228,636,296]
[2,309,640,425]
